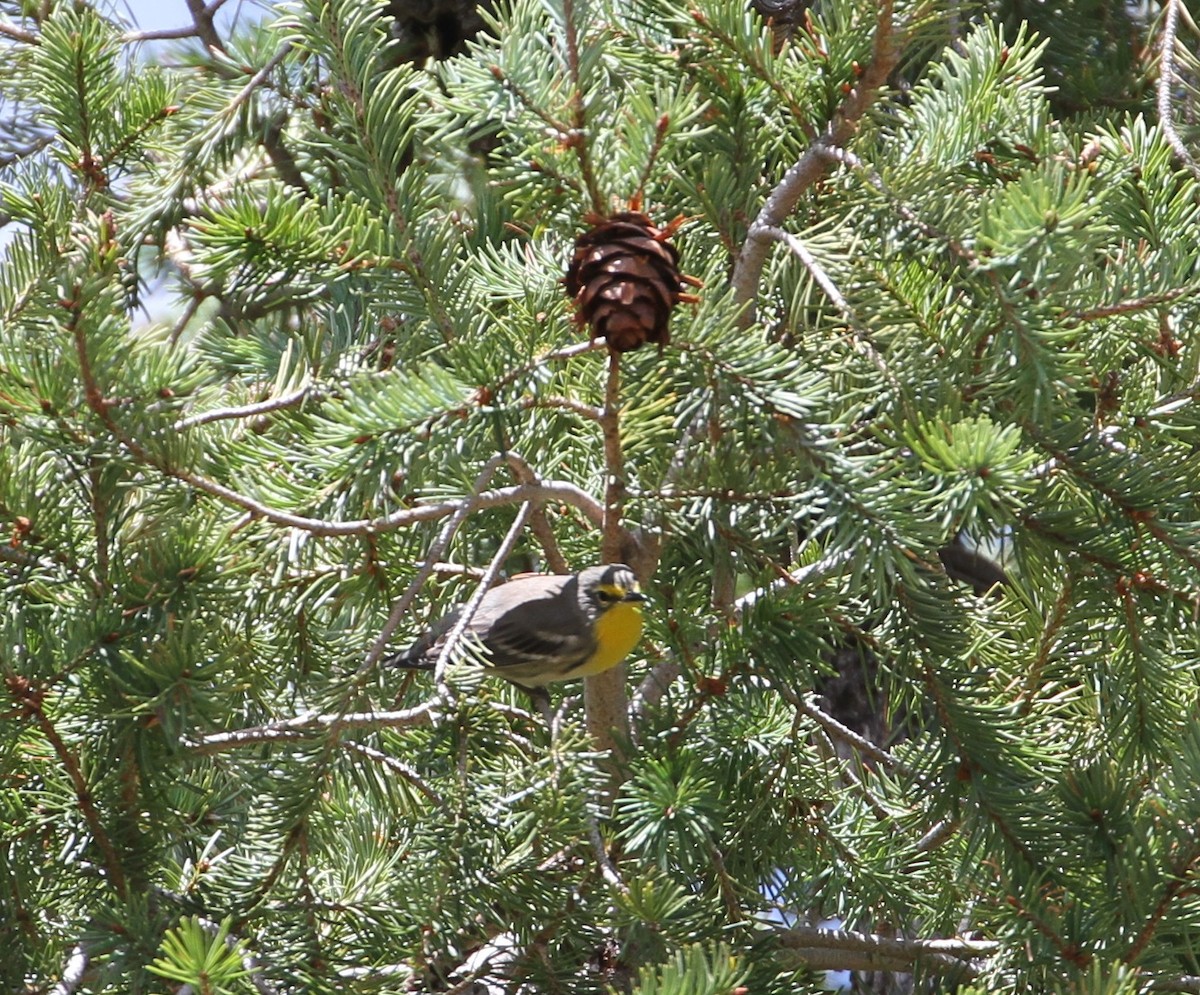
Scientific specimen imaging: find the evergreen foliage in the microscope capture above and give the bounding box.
[3,0,1200,992]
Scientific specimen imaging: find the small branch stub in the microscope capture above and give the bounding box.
[564,211,699,353]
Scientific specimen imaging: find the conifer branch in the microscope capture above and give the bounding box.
[74,336,604,533]
[824,144,977,264]
[5,676,128,899]
[1124,839,1200,964]
[178,918,280,995]
[560,0,603,212]
[1068,284,1200,323]
[632,550,854,720]
[732,0,903,320]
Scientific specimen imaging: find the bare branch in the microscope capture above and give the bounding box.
[184,0,228,54]
[123,23,204,42]
[123,0,236,43]
[173,385,314,431]
[732,1,903,319]
[914,818,960,854]
[362,455,509,679]
[586,814,627,894]
[431,501,534,698]
[1157,0,1200,182]
[519,394,602,421]
[776,923,996,978]
[51,943,89,995]
[189,703,438,754]
[0,20,38,43]
[0,134,54,168]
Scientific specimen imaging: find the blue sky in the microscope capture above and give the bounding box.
[115,0,264,35]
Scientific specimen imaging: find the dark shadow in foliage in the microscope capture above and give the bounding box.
[815,534,1008,752]
[385,0,494,64]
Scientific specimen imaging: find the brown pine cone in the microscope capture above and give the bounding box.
[564,211,692,353]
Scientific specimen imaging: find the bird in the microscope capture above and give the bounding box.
[386,564,646,689]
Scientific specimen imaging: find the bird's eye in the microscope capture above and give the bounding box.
[597,589,620,603]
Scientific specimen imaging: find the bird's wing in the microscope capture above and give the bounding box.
[473,574,596,670]
[389,574,584,670]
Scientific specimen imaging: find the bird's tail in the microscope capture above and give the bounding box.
[383,645,434,670]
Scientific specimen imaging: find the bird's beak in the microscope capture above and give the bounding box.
[622,590,647,603]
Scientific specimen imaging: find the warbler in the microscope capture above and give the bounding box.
[387,564,646,689]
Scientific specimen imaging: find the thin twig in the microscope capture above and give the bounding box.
[0,135,54,168]
[756,224,900,394]
[1068,284,1200,323]
[167,292,203,347]
[174,385,313,431]
[189,703,438,754]
[123,23,204,42]
[342,741,446,808]
[505,455,572,573]
[0,20,38,43]
[913,818,960,854]
[782,686,914,779]
[431,501,534,698]
[519,394,602,421]
[362,456,509,680]
[586,815,627,894]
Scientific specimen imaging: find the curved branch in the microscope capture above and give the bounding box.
[731,0,904,320]
[1157,0,1200,182]
[173,385,314,431]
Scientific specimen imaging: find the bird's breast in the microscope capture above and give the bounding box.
[573,601,644,677]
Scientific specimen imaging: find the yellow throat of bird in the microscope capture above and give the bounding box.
[578,600,645,677]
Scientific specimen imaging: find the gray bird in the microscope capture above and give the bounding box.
[387,564,646,688]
